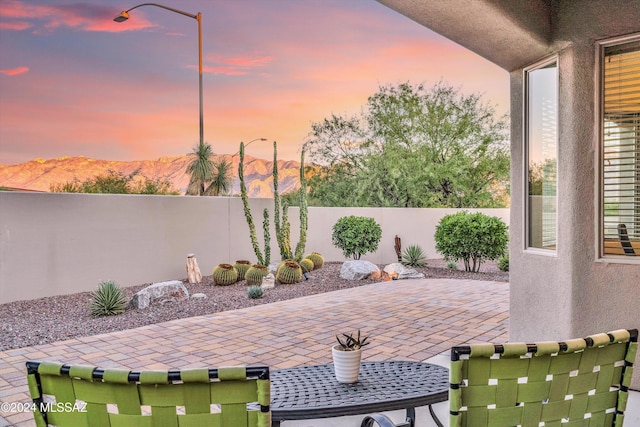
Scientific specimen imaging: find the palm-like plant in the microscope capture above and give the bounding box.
[186,141,214,196]
[204,158,232,196]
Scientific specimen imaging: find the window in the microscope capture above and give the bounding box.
[525,59,558,251]
[601,37,640,257]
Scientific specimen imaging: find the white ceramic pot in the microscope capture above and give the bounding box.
[332,345,362,383]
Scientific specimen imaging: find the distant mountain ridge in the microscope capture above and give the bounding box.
[0,155,302,197]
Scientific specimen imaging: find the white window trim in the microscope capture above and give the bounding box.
[523,56,559,255]
[595,33,640,264]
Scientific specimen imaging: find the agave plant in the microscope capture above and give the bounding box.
[401,244,427,268]
[90,280,127,317]
[335,329,370,351]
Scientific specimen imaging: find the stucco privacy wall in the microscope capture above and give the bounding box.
[0,192,508,304]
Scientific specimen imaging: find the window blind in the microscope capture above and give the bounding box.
[603,40,640,256]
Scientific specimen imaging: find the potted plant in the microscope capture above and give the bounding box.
[332,329,370,383]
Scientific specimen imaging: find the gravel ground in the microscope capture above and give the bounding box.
[0,260,508,351]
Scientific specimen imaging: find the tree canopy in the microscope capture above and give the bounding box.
[303,82,510,208]
[50,170,179,195]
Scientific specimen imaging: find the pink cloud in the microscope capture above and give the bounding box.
[0,0,155,33]
[0,20,31,30]
[202,53,273,76]
[0,66,29,76]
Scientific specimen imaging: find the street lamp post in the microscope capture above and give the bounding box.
[114,3,204,145]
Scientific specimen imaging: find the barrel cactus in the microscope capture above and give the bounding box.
[234,260,252,281]
[299,258,314,273]
[245,264,269,286]
[306,252,324,269]
[276,260,303,284]
[212,264,238,286]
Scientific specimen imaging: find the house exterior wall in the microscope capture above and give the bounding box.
[510,3,640,344]
[0,192,508,304]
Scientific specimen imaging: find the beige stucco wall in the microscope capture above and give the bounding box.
[0,192,508,304]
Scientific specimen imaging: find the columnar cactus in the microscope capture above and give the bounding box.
[306,252,325,270]
[276,260,303,284]
[233,260,252,281]
[212,264,238,286]
[245,264,269,287]
[238,142,270,266]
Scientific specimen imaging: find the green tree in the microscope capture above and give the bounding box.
[186,141,214,196]
[50,170,179,195]
[304,82,510,208]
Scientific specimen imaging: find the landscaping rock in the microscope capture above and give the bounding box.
[191,293,207,299]
[262,273,275,289]
[383,263,426,280]
[340,260,380,280]
[129,280,189,309]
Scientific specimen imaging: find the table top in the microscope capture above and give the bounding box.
[270,360,449,421]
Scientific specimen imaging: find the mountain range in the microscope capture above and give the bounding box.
[0,155,302,198]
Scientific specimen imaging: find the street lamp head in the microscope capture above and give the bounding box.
[113,11,130,22]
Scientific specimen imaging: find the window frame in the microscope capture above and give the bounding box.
[596,33,640,263]
[523,56,559,255]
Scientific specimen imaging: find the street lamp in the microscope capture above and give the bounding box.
[232,138,268,157]
[114,3,204,145]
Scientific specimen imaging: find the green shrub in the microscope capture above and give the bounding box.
[498,254,509,272]
[401,244,427,267]
[447,261,458,270]
[332,216,382,260]
[435,211,508,272]
[247,285,264,299]
[90,280,127,317]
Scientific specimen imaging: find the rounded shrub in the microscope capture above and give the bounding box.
[306,252,324,269]
[299,258,315,273]
[212,264,238,285]
[245,264,269,286]
[401,244,427,267]
[276,260,303,284]
[498,254,509,272]
[247,285,264,299]
[234,260,252,281]
[434,211,508,272]
[91,280,127,317]
[331,216,382,260]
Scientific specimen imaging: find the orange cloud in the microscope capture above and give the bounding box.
[0,66,29,76]
[202,53,273,76]
[0,0,154,33]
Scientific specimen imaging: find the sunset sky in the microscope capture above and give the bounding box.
[0,0,509,165]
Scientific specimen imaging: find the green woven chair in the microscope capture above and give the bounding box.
[26,361,270,427]
[450,328,638,427]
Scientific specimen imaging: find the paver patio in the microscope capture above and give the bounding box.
[0,278,509,427]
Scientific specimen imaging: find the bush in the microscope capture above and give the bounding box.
[401,244,427,267]
[332,216,382,260]
[247,285,264,299]
[434,211,508,272]
[90,280,127,317]
[498,254,509,272]
[447,261,458,269]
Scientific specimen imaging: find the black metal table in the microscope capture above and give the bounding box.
[270,360,449,426]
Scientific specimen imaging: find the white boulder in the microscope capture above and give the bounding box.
[340,260,380,280]
[383,263,426,280]
[129,280,189,309]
